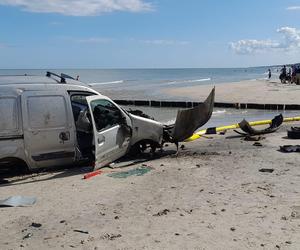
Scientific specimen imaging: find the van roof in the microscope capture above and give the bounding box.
[0,75,104,97]
[0,75,58,85]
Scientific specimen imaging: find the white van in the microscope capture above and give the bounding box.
[0,73,164,172]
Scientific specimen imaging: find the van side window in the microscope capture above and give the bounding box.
[90,100,122,131]
[0,97,19,134]
[27,95,68,129]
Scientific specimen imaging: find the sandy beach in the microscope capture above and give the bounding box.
[164,79,300,104]
[1,123,300,250]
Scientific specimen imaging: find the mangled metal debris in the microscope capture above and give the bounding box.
[163,87,215,143]
[280,145,300,153]
[234,114,283,136]
[287,127,300,139]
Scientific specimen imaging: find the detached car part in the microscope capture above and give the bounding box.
[234,114,283,136]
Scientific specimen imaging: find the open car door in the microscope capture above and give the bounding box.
[86,96,132,169]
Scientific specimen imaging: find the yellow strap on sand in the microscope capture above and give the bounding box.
[185,116,300,142]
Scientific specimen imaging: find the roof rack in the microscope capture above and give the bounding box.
[46,71,66,83]
[61,73,75,80]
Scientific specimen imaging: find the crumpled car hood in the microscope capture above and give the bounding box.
[170,87,215,142]
[129,114,164,146]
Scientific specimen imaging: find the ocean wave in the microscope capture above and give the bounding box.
[165,78,211,85]
[212,110,226,116]
[89,80,124,86]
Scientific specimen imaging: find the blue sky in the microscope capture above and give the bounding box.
[1,0,300,68]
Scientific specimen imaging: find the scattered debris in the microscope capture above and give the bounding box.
[107,166,152,179]
[101,233,122,240]
[280,145,300,153]
[244,135,264,141]
[23,233,33,239]
[83,170,102,180]
[0,196,36,207]
[219,130,227,135]
[153,209,170,216]
[200,152,220,156]
[291,206,300,219]
[230,227,236,232]
[73,230,89,234]
[287,127,300,139]
[259,168,274,173]
[31,223,42,228]
[253,142,262,147]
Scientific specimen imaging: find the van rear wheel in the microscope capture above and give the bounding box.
[0,158,29,175]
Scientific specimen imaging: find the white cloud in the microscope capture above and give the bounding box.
[141,39,190,45]
[0,0,153,16]
[286,6,300,10]
[230,39,280,54]
[230,26,300,54]
[277,27,300,48]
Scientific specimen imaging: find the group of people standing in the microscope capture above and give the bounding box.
[268,65,300,84]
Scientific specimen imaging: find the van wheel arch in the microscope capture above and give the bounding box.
[129,139,160,155]
[0,157,29,174]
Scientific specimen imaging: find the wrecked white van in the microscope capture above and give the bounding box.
[0,72,215,172]
[0,73,165,171]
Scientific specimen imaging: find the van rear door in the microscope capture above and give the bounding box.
[86,96,132,169]
[21,91,76,168]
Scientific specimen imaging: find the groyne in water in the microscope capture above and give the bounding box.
[114,99,300,110]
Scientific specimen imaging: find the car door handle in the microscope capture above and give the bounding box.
[97,136,105,145]
[59,132,70,141]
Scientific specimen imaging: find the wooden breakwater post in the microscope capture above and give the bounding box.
[113,99,300,111]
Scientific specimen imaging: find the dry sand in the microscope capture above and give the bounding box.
[164,79,300,104]
[1,124,300,250]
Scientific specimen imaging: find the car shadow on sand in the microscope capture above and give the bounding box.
[0,150,176,187]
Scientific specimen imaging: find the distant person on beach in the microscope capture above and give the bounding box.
[288,68,292,83]
[282,65,286,75]
[280,65,287,83]
[76,75,80,81]
[268,69,271,80]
